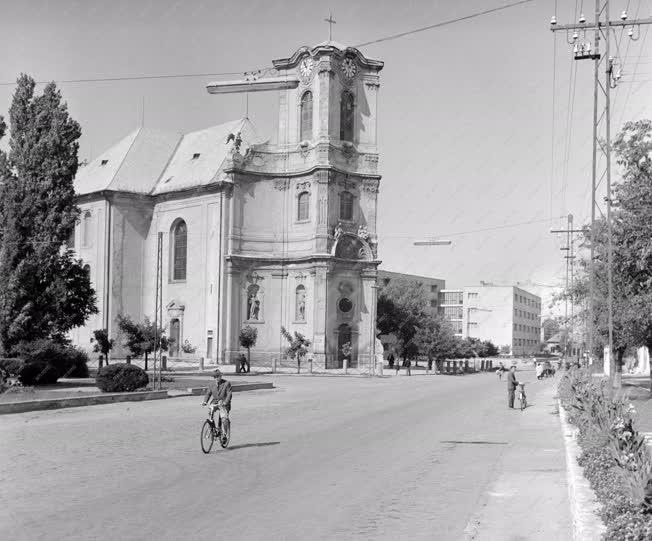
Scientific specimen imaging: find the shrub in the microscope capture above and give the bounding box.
[10,340,90,384]
[96,364,149,393]
[0,358,24,377]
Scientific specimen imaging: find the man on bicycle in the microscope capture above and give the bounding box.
[201,369,232,427]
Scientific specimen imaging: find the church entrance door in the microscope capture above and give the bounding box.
[170,319,180,357]
[337,324,354,369]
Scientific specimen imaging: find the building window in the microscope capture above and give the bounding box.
[297,191,310,221]
[430,299,437,308]
[68,228,75,249]
[339,191,354,221]
[431,285,437,293]
[383,278,390,286]
[295,285,307,322]
[340,91,354,142]
[468,292,478,300]
[300,91,313,141]
[171,219,187,281]
[82,211,93,248]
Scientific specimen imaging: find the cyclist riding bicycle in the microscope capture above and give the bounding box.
[201,369,233,428]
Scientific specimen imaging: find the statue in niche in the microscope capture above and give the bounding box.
[296,285,307,322]
[357,224,369,241]
[247,285,261,320]
[333,222,344,241]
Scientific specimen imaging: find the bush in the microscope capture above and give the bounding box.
[0,358,24,377]
[559,368,652,538]
[96,364,149,393]
[10,340,90,384]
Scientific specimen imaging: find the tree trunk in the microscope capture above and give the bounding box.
[144,351,148,372]
[612,348,624,389]
[247,347,251,373]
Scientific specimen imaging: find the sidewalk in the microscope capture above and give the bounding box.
[464,378,572,540]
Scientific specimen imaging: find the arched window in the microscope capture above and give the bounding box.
[300,91,313,141]
[82,211,93,247]
[339,191,354,221]
[340,91,354,142]
[297,191,310,221]
[171,220,187,281]
[295,285,306,322]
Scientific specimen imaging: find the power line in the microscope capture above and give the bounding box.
[0,70,247,87]
[353,0,536,47]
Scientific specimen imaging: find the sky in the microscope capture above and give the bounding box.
[2,0,652,316]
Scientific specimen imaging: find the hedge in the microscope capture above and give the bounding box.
[559,367,652,540]
[96,364,149,393]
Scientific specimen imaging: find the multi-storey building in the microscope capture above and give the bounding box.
[377,270,444,311]
[439,284,542,355]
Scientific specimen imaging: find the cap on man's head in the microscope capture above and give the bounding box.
[212,369,222,378]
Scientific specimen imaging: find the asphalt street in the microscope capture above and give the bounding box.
[0,370,571,541]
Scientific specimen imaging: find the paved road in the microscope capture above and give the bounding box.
[0,371,571,540]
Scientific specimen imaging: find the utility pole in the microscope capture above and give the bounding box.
[153,233,163,390]
[550,4,652,386]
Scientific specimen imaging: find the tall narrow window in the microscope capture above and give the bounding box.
[300,91,313,141]
[172,219,187,281]
[82,211,93,247]
[340,91,354,142]
[339,191,354,221]
[297,191,310,221]
[295,285,306,322]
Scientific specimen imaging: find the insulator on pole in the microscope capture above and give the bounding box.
[620,10,628,21]
[550,15,557,25]
[573,31,579,41]
[579,13,586,24]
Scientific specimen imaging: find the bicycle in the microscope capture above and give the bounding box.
[517,383,527,411]
[201,402,230,453]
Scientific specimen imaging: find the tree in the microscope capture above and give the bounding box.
[280,326,311,373]
[482,340,499,357]
[0,75,96,354]
[116,314,170,371]
[377,279,429,364]
[239,326,258,368]
[542,318,561,342]
[91,329,114,365]
[413,312,457,370]
[499,344,512,355]
[559,120,652,388]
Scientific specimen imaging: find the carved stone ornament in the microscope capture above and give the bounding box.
[295,272,308,283]
[337,178,356,191]
[246,271,264,284]
[338,281,354,296]
[362,179,379,193]
[273,178,290,191]
[296,181,311,191]
[357,224,370,241]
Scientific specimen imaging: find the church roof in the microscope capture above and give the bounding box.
[74,118,262,197]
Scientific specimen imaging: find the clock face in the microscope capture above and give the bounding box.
[342,57,357,78]
[299,58,313,80]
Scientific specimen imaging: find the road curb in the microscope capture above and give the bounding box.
[0,390,169,415]
[558,399,606,541]
[0,382,275,414]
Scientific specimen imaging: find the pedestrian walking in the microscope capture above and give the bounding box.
[388,353,395,369]
[427,358,433,374]
[507,365,519,409]
[395,359,400,376]
[404,358,412,376]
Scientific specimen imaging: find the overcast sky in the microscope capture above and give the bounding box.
[2,0,651,314]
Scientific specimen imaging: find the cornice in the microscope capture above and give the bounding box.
[272,44,384,72]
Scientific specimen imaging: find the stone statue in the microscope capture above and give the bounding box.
[357,224,369,240]
[333,222,344,241]
[247,288,260,320]
[226,131,243,153]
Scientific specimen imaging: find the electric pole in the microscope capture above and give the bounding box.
[550,3,652,386]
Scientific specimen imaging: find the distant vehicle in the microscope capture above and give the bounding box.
[536,360,555,379]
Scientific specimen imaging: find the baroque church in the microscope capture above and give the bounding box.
[70,41,383,369]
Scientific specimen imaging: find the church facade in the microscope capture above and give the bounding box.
[71,41,384,369]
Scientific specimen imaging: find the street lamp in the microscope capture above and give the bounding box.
[413,239,452,246]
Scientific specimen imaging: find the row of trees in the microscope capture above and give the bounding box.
[559,120,652,389]
[377,280,499,364]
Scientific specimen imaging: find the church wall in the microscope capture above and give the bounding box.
[69,199,109,355]
[142,192,225,362]
[109,198,153,358]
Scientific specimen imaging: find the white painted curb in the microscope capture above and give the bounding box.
[558,400,606,541]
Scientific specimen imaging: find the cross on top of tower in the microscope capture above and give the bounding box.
[324,12,336,41]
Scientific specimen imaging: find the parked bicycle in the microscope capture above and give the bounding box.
[201,401,230,453]
[517,382,527,411]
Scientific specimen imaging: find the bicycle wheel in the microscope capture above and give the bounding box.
[201,419,215,454]
[220,419,230,448]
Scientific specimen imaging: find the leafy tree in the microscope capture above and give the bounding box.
[542,318,561,342]
[413,312,457,367]
[559,120,652,388]
[238,326,258,367]
[377,279,429,364]
[91,329,114,365]
[499,344,512,355]
[116,314,170,370]
[0,75,96,354]
[482,340,499,357]
[280,326,311,373]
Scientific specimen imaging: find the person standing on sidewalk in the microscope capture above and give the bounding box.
[507,365,519,408]
[404,358,412,376]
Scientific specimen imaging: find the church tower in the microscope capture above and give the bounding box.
[214,41,384,370]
